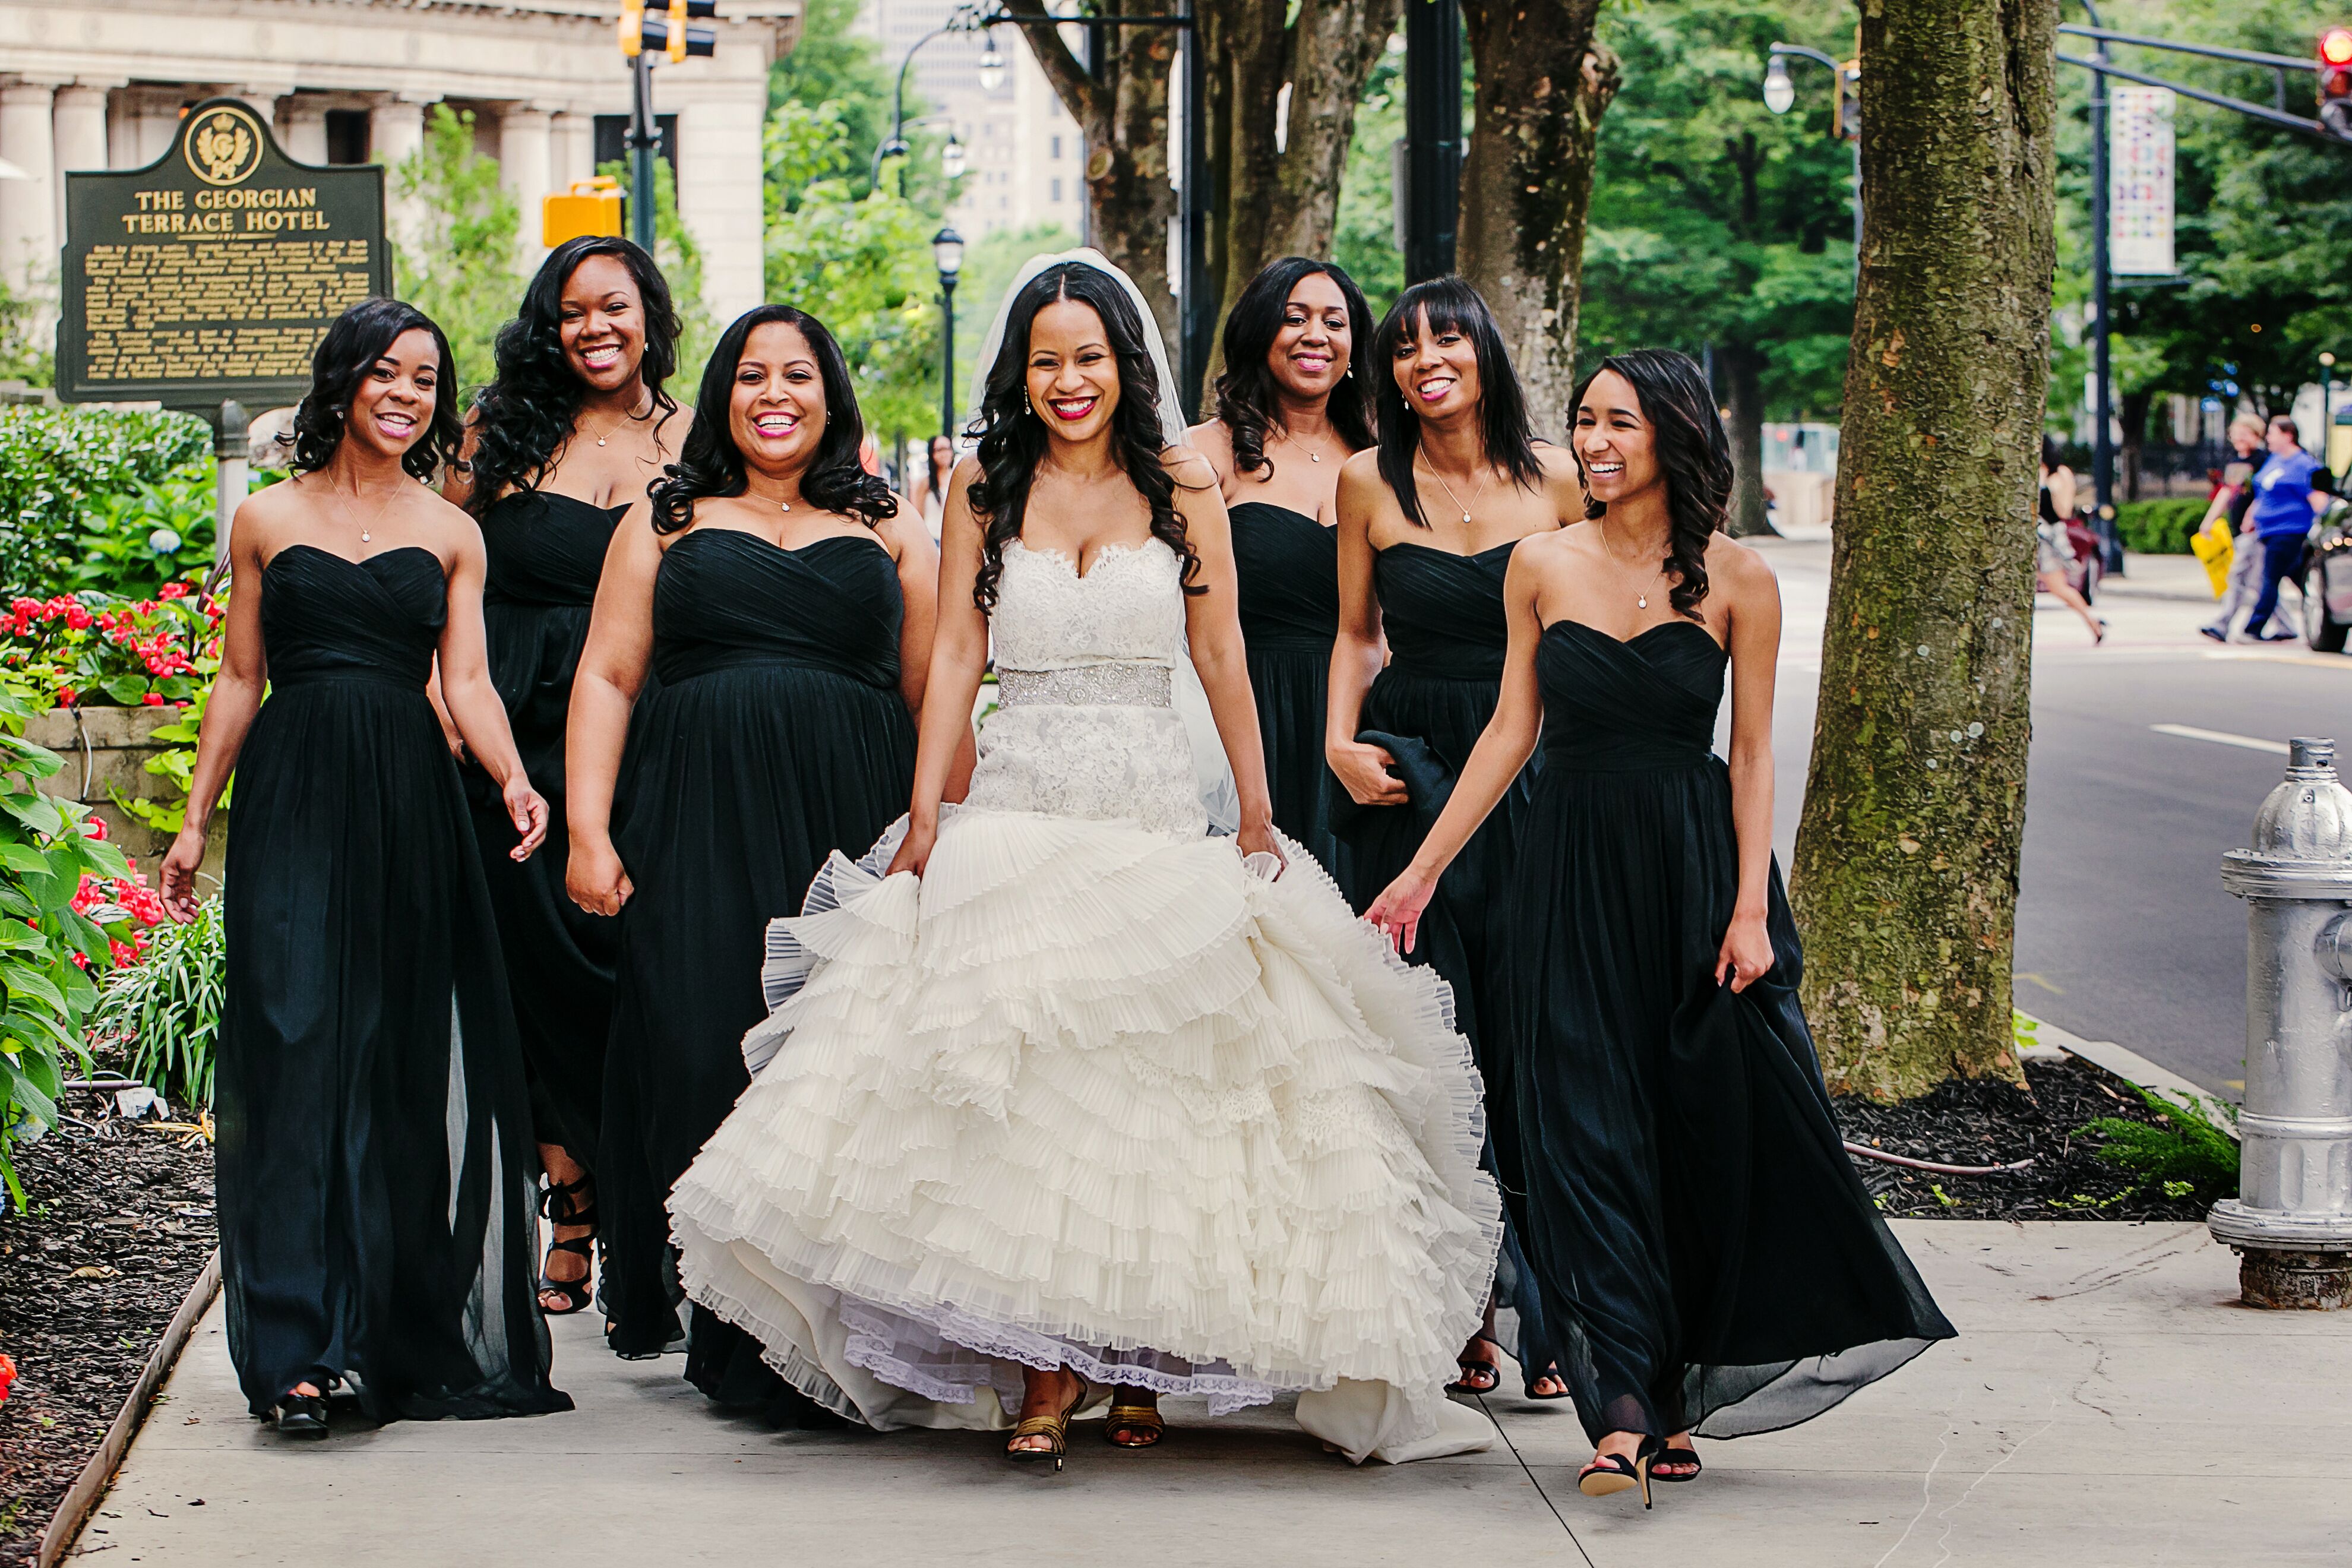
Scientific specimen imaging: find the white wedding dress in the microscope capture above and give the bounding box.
[668,536,1502,1462]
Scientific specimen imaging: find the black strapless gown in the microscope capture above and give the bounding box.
[1507,620,1954,1444]
[1230,501,1346,880]
[1336,540,1552,1390]
[463,492,625,1165]
[216,545,570,1421]
[599,529,918,1418]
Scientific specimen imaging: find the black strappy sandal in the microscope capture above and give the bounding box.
[1448,1335,1503,1395]
[269,1389,329,1437]
[538,1173,598,1316]
[1652,1444,1702,1482]
[1527,1363,1572,1401]
[1578,1435,1665,1509]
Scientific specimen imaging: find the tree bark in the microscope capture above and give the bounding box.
[1721,340,1776,538]
[1006,5,1180,349]
[1788,0,2057,1101]
[1456,0,1617,441]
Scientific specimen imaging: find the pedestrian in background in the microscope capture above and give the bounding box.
[2036,436,2106,644]
[2240,414,2334,642]
[2199,414,2267,644]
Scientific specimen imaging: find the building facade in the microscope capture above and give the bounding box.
[0,0,801,334]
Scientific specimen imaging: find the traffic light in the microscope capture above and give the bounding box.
[2320,27,2352,139]
[619,0,716,62]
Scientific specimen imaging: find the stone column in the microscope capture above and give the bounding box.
[552,110,597,194]
[133,93,184,168]
[371,96,431,270]
[499,106,555,273]
[675,80,770,323]
[51,86,112,242]
[276,96,330,166]
[0,82,59,305]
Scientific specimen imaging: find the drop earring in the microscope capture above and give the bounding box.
[1023,393,1034,416]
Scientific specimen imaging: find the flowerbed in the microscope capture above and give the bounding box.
[1,584,217,713]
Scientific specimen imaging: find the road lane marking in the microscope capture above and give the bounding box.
[2149,724,2291,755]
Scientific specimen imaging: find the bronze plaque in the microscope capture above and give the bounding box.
[56,98,390,411]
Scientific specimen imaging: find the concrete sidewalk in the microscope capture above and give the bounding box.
[77,1223,2351,1567]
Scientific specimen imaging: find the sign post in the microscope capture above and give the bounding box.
[55,98,390,560]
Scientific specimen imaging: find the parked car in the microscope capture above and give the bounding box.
[2304,498,2352,653]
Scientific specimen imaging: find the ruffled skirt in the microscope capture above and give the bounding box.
[667,808,1503,1462]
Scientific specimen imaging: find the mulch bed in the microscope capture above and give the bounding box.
[1834,1052,2221,1222]
[0,1091,216,1567]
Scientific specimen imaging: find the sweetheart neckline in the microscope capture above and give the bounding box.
[265,542,445,577]
[668,527,891,561]
[1229,500,1336,532]
[1543,616,1725,653]
[484,491,631,519]
[1010,536,1172,581]
[1380,539,1522,563]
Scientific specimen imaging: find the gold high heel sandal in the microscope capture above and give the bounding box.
[1006,1374,1090,1472]
[1104,1390,1164,1449]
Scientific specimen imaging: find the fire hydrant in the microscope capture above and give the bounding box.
[2211,736,2352,1309]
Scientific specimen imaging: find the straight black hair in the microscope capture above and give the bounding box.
[290,296,464,483]
[467,236,682,513]
[1212,257,1376,476]
[1570,348,1730,620]
[966,261,1202,613]
[1370,276,1544,527]
[648,304,894,533]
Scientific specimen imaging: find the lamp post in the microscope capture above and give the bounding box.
[1763,43,1860,279]
[934,225,964,440]
[2323,352,2338,469]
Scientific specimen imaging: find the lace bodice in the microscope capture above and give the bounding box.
[968,538,1206,836]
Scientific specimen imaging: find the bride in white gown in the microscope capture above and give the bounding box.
[667,252,1501,1466]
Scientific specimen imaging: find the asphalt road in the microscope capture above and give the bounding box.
[1750,538,2348,1098]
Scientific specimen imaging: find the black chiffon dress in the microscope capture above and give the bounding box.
[1336,539,1553,1391]
[598,527,918,1418]
[216,544,571,1422]
[1506,619,1954,1445]
[463,492,625,1165]
[1230,501,1346,879]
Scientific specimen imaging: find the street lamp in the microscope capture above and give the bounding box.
[978,33,1008,94]
[934,225,965,440]
[941,132,967,181]
[1762,56,1795,115]
[1763,42,1860,274]
[2323,352,2338,467]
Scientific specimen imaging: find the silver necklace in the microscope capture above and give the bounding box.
[1418,459,1491,526]
[327,478,404,545]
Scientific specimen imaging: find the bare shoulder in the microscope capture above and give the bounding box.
[1187,418,1236,470]
[1159,443,1219,491]
[1703,533,1779,598]
[1535,444,1585,490]
[417,485,486,556]
[1336,447,1385,499]
[873,495,928,559]
[949,452,985,493]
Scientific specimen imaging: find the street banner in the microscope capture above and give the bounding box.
[2109,84,2176,277]
[55,98,390,411]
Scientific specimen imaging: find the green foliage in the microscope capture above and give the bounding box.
[69,464,222,595]
[0,688,135,1206]
[388,106,521,395]
[0,408,211,597]
[1578,1,1857,418]
[766,102,946,440]
[2114,498,2210,554]
[0,274,52,388]
[115,679,219,837]
[1335,43,1405,318]
[92,894,223,1112]
[770,0,945,210]
[2076,1082,2240,1200]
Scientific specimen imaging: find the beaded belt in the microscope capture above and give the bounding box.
[996,663,1173,709]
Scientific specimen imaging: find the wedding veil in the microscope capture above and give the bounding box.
[965,249,1242,834]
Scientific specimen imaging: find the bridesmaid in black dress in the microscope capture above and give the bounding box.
[1370,350,1953,1507]
[1328,276,1583,1401]
[444,236,689,1316]
[159,299,571,1433]
[566,305,960,1417]
[1188,258,1374,880]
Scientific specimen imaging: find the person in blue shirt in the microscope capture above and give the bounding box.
[2242,415,2335,641]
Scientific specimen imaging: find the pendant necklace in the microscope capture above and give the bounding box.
[1419,459,1491,526]
[331,478,404,545]
[1606,537,1668,610]
[579,396,647,449]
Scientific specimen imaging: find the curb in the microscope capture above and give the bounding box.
[37,1248,221,1568]
[2018,1012,2239,1133]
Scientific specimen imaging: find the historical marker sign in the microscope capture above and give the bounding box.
[56,98,390,411]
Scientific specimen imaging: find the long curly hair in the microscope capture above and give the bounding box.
[465,237,682,513]
[647,304,894,535]
[967,262,1202,614]
[1212,257,1375,477]
[1570,349,1730,620]
[1369,276,1544,528]
[290,297,464,482]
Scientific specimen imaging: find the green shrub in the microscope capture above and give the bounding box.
[71,467,220,595]
[2076,1082,2239,1199]
[2114,498,2209,555]
[0,407,210,595]
[92,894,223,1112]
[0,688,137,1205]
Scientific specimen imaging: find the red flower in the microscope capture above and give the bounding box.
[55,686,75,707]
[69,950,88,970]
[157,582,189,600]
[0,1351,15,1405]
[81,815,108,840]
[65,607,91,630]
[141,693,165,707]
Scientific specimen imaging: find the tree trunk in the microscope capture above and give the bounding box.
[1788,0,2057,1102]
[1196,0,1405,388]
[1721,340,1776,538]
[1456,0,1617,440]
[1007,4,1180,349]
